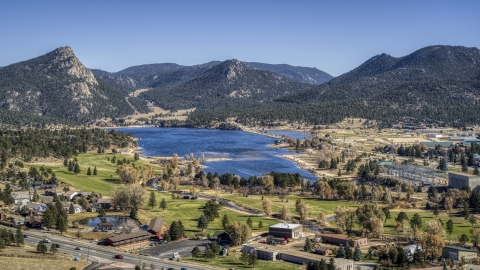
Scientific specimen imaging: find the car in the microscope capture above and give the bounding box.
[75,247,82,250]
[181,268,188,270]
[114,254,124,259]
[43,239,51,243]
[55,244,60,248]
[23,234,28,238]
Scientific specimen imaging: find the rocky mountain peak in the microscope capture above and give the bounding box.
[220,59,245,80]
[48,46,98,85]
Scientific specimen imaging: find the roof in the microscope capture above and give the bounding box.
[315,247,332,252]
[147,218,164,233]
[279,250,353,266]
[444,246,477,252]
[105,230,152,243]
[449,172,480,178]
[269,223,302,229]
[421,142,453,147]
[97,198,112,204]
[213,231,228,237]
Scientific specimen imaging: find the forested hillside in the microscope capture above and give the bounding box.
[246,62,333,84]
[0,47,141,125]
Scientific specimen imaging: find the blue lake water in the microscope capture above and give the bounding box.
[113,127,318,182]
[77,216,133,227]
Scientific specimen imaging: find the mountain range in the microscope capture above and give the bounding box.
[0,45,479,128]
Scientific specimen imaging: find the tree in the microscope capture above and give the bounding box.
[240,249,249,265]
[87,167,91,176]
[353,244,361,261]
[73,163,81,174]
[160,198,167,211]
[42,203,57,229]
[433,204,440,218]
[446,219,454,237]
[248,252,258,267]
[69,203,75,214]
[263,198,272,216]
[93,166,97,175]
[197,215,209,231]
[295,199,311,222]
[98,207,106,217]
[50,243,58,254]
[211,241,221,254]
[246,217,253,228]
[168,220,185,240]
[336,246,345,258]
[280,205,290,220]
[0,239,4,250]
[134,152,140,161]
[345,242,353,259]
[37,241,47,254]
[474,166,480,176]
[15,227,24,246]
[142,165,154,182]
[116,164,139,184]
[75,230,82,239]
[327,257,336,270]
[204,248,215,261]
[410,213,422,230]
[191,246,201,258]
[148,191,156,209]
[464,204,471,219]
[134,266,141,270]
[130,207,137,219]
[225,221,250,246]
[222,214,230,229]
[304,237,312,252]
[382,208,391,220]
[258,221,263,229]
[469,215,477,227]
[204,200,220,221]
[56,214,68,234]
[460,234,469,245]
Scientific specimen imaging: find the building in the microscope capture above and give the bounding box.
[24,216,42,228]
[97,198,112,209]
[269,223,303,239]
[428,133,443,138]
[242,244,279,260]
[448,172,480,190]
[319,233,368,247]
[442,246,478,260]
[315,247,333,255]
[104,231,152,247]
[278,250,353,270]
[147,218,164,238]
[97,222,114,230]
[213,231,231,244]
[12,192,31,205]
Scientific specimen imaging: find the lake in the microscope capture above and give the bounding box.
[113,127,318,182]
[77,216,134,227]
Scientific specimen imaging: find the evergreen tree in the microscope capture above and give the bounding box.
[240,249,249,265]
[327,257,336,270]
[160,198,167,211]
[98,207,106,217]
[433,204,440,218]
[246,217,253,228]
[413,246,424,264]
[474,166,480,176]
[222,214,230,229]
[410,213,422,229]
[63,158,68,167]
[37,241,47,254]
[68,161,73,172]
[344,242,353,259]
[304,237,312,252]
[32,188,39,202]
[50,243,58,254]
[148,191,156,209]
[93,166,97,175]
[69,203,75,214]
[130,207,137,219]
[191,246,201,258]
[211,241,221,254]
[87,167,91,176]
[258,220,263,229]
[353,244,361,261]
[197,215,209,231]
[134,152,140,161]
[15,227,24,246]
[73,163,80,174]
[464,204,471,219]
[446,219,454,236]
[0,239,4,250]
[336,246,345,258]
[248,252,258,267]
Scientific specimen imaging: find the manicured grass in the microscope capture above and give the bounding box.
[385,209,477,241]
[28,153,162,196]
[139,191,280,238]
[186,255,304,270]
[220,193,359,218]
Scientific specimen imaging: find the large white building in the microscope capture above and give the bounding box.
[269,223,303,239]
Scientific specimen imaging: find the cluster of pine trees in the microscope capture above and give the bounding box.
[41,201,69,234]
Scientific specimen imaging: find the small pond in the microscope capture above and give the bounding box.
[77,216,134,228]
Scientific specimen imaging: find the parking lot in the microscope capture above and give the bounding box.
[143,239,207,259]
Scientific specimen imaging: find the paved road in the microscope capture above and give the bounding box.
[16,227,215,270]
[143,239,207,259]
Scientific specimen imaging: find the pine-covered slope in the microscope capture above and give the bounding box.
[0,47,135,123]
[246,62,333,84]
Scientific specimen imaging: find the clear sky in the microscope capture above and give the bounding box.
[1,0,479,76]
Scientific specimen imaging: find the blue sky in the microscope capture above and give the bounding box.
[0,0,479,76]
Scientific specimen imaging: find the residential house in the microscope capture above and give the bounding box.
[24,216,42,228]
[97,198,112,210]
[315,247,333,256]
[45,188,63,197]
[33,181,44,188]
[12,192,31,205]
[98,222,114,230]
[61,202,83,214]
[63,191,78,201]
[213,231,231,244]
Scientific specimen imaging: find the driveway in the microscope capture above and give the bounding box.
[143,239,207,259]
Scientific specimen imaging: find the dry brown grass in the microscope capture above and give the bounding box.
[0,244,88,270]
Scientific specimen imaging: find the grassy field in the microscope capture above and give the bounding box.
[385,209,476,241]
[0,243,88,270]
[138,190,280,237]
[210,192,359,218]
[187,255,304,270]
[28,153,162,196]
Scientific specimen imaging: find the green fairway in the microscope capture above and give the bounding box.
[29,153,162,196]
[220,193,359,218]
[186,256,304,270]
[139,191,280,237]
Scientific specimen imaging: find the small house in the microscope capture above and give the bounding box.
[97,198,112,210]
[147,218,164,239]
[182,193,192,199]
[403,244,421,255]
[24,216,42,228]
[98,222,114,230]
[213,231,231,244]
[12,192,31,205]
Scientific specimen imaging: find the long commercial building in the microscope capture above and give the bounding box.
[269,223,303,239]
[319,233,368,247]
[448,172,480,190]
[104,231,152,247]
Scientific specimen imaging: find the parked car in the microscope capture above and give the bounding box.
[114,254,124,259]
[43,239,51,243]
[75,247,82,250]
[55,244,60,248]
[23,234,28,238]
